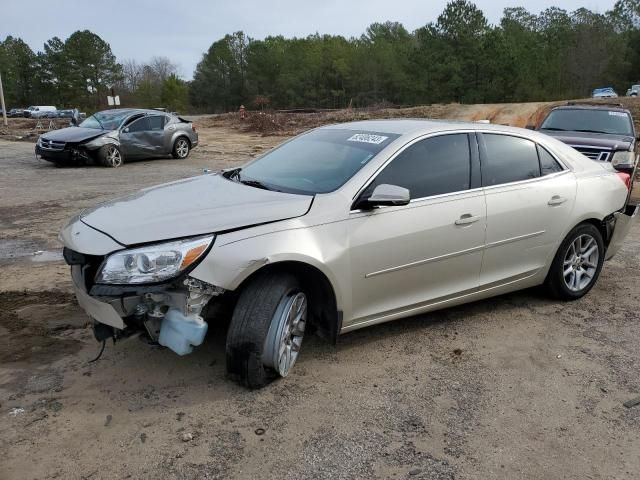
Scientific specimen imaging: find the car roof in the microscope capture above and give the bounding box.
[551,103,630,113]
[320,118,533,136]
[97,108,168,116]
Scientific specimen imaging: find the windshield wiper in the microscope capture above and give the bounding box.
[240,178,274,191]
[573,129,608,134]
[225,169,275,191]
[540,127,567,131]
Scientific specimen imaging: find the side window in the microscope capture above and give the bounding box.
[148,115,165,131]
[481,134,540,186]
[365,134,471,200]
[537,145,564,175]
[127,117,149,133]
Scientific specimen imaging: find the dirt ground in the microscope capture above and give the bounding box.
[1,119,640,480]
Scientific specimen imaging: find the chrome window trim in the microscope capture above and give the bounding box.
[350,128,571,213]
[481,169,571,193]
[569,144,613,151]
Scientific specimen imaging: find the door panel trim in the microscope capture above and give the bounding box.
[365,244,485,278]
[343,269,540,332]
[485,230,546,249]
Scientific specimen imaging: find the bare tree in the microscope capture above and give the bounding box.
[149,56,178,83]
[121,59,143,92]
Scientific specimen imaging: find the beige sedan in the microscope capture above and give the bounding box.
[61,120,637,388]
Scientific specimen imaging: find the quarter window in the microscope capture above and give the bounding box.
[364,134,471,200]
[537,145,564,175]
[481,134,540,186]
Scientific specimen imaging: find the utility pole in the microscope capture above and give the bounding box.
[0,72,7,127]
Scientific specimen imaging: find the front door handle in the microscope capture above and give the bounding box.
[548,195,567,206]
[455,213,480,226]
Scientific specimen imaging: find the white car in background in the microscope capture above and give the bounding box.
[592,87,618,98]
[60,120,637,388]
[24,105,57,118]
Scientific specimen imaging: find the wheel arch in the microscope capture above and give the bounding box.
[234,260,342,344]
[172,133,191,148]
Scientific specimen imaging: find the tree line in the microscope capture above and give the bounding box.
[2,0,640,114]
[0,31,188,112]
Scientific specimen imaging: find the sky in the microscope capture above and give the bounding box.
[2,0,618,80]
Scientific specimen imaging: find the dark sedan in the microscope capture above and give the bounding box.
[35,108,198,167]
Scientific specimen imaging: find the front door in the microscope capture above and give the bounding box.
[348,133,487,327]
[120,116,150,158]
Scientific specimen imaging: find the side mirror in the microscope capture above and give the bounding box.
[123,127,130,133]
[358,184,410,210]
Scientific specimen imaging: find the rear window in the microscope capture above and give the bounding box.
[481,134,540,186]
[540,109,633,136]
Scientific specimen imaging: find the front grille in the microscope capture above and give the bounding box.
[39,137,66,151]
[571,146,611,161]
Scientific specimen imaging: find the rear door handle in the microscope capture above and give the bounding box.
[455,213,480,226]
[548,195,567,206]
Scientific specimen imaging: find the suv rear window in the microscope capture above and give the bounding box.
[540,109,633,136]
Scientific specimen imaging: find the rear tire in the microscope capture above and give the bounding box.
[545,223,604,300]
[226,272,307,389]
[172,137,190,159]
[98,144,123,168]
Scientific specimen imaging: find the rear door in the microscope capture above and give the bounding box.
[146,114,167,155]
[478,133,576,286]
[348,133,486,325]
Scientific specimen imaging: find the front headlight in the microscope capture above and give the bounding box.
[96,235,214,284]
[611,151,636,169]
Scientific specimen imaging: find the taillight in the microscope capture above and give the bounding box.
[616,172,631,190]
[191,123,196,132]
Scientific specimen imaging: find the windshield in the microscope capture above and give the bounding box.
[540,109,633,136]
[79,111,131,130]
[233,129,400,194]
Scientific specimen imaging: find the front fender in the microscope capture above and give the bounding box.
[83,134,120,151]
[189,223,349,314]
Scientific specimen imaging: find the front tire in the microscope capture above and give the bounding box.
[546,223,604,300]
[172,137,190,159]
[226,272,307,389]
[98,144,123,168]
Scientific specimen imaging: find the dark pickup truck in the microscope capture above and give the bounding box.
[535,102,639,191]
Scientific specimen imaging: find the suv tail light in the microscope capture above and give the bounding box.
[616,172,631,190]
[191,123,196,133]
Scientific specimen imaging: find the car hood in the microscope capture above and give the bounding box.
[41,127,109,143]
[540,130,634,150]
[80,174,313,246]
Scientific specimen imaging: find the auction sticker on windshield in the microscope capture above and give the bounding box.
[347,133,389,145]
[609,111,628,117]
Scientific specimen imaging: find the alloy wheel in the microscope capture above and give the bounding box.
[106,146,122,167]
[176,139,189,158]
[263,292,307,377]
[563,234,599,292]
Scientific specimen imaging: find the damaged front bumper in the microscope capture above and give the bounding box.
[67,250,225,356]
